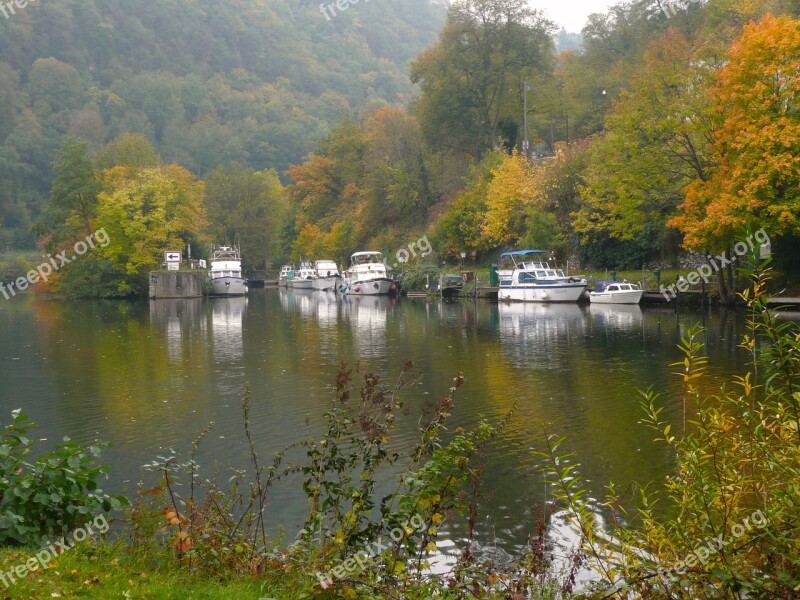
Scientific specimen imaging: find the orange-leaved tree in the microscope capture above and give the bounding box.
[671,14,800,302]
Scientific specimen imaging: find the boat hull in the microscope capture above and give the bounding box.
[588,290,644,304]
[313,275,342,291]
[210,276,248,296]
[289,279,314,290]
[498,283,586,303]
[343,278,395,296]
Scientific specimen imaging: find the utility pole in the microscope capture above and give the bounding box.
[522,78,531,160]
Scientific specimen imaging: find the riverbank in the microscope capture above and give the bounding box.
[0,541,298,599]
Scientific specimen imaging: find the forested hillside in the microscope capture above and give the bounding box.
[10,0,800,298]
[0,0,446,247]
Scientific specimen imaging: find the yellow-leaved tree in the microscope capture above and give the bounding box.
[481,152,539,248]
[95,164,206,295]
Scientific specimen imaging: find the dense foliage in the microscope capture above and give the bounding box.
[0,0,446,248]
[0,410,127,546]
[7,0,800,296]
[546,263,800,597]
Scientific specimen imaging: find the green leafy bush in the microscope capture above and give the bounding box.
[397,261,440,292]
[0,409,128,546]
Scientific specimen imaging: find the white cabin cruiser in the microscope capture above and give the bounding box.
[289,260,316,290]
[209,245,248,296]
[341,252,396,296]
[497,250,586,303]
[312,259,342,291]
[588,280,644,304]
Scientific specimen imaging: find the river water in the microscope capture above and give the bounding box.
[0,290,752,561]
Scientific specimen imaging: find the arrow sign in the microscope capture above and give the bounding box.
[164,251,182,263]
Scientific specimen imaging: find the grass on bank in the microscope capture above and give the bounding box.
[0,541,302,600]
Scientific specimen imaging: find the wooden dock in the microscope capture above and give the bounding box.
[767,297,800,309]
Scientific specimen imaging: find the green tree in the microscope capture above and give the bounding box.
[204,163,287,269]
[410,0,554,157]
[573,29,717,262]
[34,137,100,250]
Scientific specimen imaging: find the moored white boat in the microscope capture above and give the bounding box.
[312,259,342,291]
[209,245,248,296]
[340,252,396,296]
[289,260,316,290]
[497,250,586,303]
[278,265,294,287]
[588,281,644,304]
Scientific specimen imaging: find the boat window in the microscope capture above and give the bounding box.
[557,270,565,277]
[519,272,536,283]
[535,271,546,278]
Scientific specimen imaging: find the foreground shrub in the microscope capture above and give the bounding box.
[546,264,800,598]
[131,363,578,598]
[0,409,128,546]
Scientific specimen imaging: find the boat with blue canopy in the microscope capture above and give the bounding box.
[497,250,587,303]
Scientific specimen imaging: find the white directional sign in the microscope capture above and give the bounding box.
[167,263,179,271]
[165,250,182,263]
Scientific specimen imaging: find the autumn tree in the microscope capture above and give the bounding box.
[362,107,435,229]
[93,164,206,295]
[481,152,539,247]
[671,14,800,301]
[573,28,718,267]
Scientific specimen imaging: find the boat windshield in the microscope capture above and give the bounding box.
[353,254,382,265]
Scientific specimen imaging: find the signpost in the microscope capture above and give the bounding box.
[165,250,182,271]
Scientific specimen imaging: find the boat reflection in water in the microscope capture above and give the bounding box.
[341,294,395,358]
[279,288,317,320]
[314,291,339,327]
[209,296,247,363]
[497,303,589,368]
[588,303,644,333]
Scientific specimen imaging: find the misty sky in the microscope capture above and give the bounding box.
[532,0,618,32]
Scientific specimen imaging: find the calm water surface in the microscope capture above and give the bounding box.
[0,290,752,559]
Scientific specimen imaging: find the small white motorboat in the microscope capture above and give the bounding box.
[289,260,316,290]
[278,265,294,287]
[588,280,644,304]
